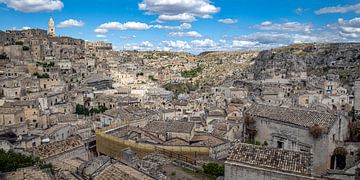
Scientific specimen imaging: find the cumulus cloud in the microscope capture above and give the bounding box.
[161,40,191,50]
[125,41,156,50]
[0,0,63,12]
[315,3,360,15]
[96,34,107,38]
[94,28,108,34]
[152,23,192,30]
[57,19,84,28]
[232,40,257,48]
[337,17,360,38]
[138,0,220,22]
[169,31,202,38]
[158,13,196,22]
[218,18,238,24]
[95,21,151,33]
[256,21,312,32]
[191,39,216,47]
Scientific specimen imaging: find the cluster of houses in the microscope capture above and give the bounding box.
[0,18,359,180]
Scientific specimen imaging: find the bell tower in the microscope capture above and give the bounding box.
[48,16,56,37]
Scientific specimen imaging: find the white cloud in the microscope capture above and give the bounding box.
[169,31,202,38]
[232,40,257,48]
[218,18,238,24]
[96,22,151,33]
[57,19,84,28]
[315,3,360,15]
[139,0,220,22]
[191,39,216,47]
[96,34,107,38]
[256,21,312,32]
[21,26,31,30]
[94,28,108,33]
[261,21,272,26]
[96,22,192,33]
[161,40,191,49]
[141,41,154,47]
[338,17,360,38]
[0,0,63,12]
[157,13,196,22]
[294,8,305,15]
[152,23,191,30]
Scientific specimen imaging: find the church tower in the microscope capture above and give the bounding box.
[48,16,56,37]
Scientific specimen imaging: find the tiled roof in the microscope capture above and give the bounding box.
[144,121,195,134]
[227,142,312,175]
[94,162,154,180]
[246,103,337,130]
[31,136,83,159]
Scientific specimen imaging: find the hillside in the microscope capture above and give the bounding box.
[250,43,360,85]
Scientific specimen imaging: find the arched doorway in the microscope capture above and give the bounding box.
[330,147,347,170]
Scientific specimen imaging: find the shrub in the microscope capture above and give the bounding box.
[22,46,30,51]
[244,115,255,125]
[310,124,322,138]
[15,41,23,45]
[203,162,224,177]
[0,52,8,59]
[255,141,261,146]
[0,149,52,173]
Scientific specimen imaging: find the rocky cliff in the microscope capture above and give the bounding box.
[251,43,360,85]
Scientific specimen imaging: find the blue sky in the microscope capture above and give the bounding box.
[1,0,360,53]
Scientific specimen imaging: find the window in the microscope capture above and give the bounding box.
[277,141,284,149]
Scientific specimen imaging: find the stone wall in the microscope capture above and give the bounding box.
[355,80,360,111]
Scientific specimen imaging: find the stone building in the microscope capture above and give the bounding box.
[225,142,314,180]
[355,79,360,111]
[245,103,349,174]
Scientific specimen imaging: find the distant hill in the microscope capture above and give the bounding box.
[250,42,360,86]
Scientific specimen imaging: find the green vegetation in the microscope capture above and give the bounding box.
[0,149,52,172]
[0,52,8,59]
[36,62,55,68]
[245,140,261,146]
[181,66,203,78]
[136,72,144,77]
[15,41,23,45]
[22,46,30,51]
[162,82,197,95]
[33,72,50,79]
[203,162,224,178]
[148,75,158,82]
[75,104,108,116]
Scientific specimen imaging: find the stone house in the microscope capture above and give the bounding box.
[225,142,314,180]
[245,103,349,174]
[143,121,195,142]
[0,107,25,126]
[44,124,76,142]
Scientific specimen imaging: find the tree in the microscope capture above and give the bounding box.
[203,162,224,177]
[0,149,52,172]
